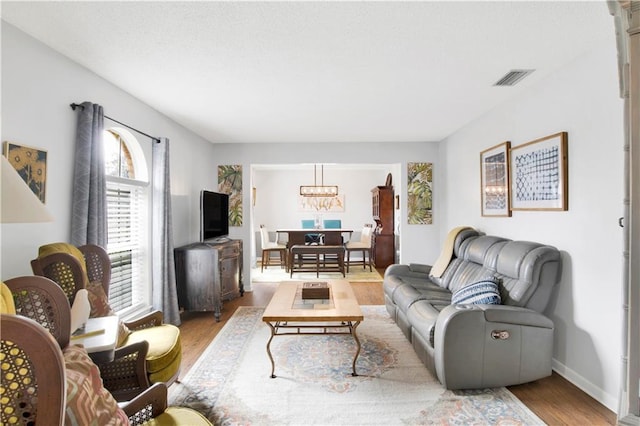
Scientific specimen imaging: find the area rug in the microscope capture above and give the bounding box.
[251,266,383,283]
[169,306,544,425]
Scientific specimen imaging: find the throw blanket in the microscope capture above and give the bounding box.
[430,226,473,278]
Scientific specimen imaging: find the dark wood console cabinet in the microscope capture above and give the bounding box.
[371,186,395,268]
[174,239,244,321]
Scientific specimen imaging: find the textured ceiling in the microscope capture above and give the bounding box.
[1,1,614,144]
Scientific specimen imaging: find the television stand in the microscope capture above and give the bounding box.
[174,239,244,321]
[208,236,231,244]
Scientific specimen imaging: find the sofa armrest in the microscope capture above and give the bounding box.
[479,305,554,328]
[385,263,432,279]
[408,263,433,275]
[433,304,554,389]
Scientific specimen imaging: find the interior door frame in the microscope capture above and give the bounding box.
[610,1,640,423]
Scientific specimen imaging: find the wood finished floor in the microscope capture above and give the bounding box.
[176,279,616,426]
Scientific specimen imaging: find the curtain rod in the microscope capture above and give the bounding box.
[70,103,160,143]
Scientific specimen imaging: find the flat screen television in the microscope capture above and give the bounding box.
[200,190,229,241]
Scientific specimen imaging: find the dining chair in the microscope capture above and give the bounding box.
[345,224,374,272]
[323,219,342,229]
[259,225,287,272]
[323,219,343,244]
[301,219,322,245]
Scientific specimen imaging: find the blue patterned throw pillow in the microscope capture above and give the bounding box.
[451,278,501,305]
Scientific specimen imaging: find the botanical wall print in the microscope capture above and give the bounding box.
[3,141,47,203]
[480,141,511,217]
[298,195,345,212]
[407,162,433,224]
[218,164,243,226]
[510,132,568,211]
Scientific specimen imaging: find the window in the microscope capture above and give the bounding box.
[103,128,150,316]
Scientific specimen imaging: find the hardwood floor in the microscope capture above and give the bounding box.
[176,279,616,425]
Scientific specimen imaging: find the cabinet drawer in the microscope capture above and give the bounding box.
[220,245,240,258]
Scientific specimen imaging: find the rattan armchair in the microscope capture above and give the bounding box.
[31,243,182,394]
[1,276,211,425]
[0,313,211,425]
[4,275,151,401]
[4,275,71,348]
[0,313,66,425]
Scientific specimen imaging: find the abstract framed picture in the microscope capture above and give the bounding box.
[510,132,568,211]
[3,141,47,203]
[480,141,511,217]
[298,195,345,212]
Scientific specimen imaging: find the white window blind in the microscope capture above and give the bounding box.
[106,179,147,312]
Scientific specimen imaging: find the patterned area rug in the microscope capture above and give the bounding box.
[169,306,544,425]
[251,265,384,283]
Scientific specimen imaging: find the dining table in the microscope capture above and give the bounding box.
[276,228,354,246]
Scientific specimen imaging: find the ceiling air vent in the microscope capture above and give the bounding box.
[494,69,534,87]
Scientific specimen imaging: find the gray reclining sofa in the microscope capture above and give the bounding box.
[383,228,562,389]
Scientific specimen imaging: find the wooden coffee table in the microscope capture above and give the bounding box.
[262,280,364,378]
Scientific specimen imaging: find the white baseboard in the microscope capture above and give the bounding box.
[619,414,640,425]
[552,359,619,413]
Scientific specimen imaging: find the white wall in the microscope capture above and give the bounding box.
[253,166,391,232]
[251,165,393,260]
[1,22,443,295]
[441,38,624,410]
[209,142,442,282]
[0,22,217,279]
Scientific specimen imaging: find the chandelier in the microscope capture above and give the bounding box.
[299,164,338,197]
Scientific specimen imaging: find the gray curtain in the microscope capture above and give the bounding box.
[152,138,180,326]
[71,102,107,247]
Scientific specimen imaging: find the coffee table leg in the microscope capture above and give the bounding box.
[351,321,361,377]
[266,322,277,378]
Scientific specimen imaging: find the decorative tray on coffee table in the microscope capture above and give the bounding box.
[292,282,334,309]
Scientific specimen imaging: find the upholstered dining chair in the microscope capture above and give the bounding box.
[301,219,322,245]
[301,219,316,229]
[322,219,344,244]
[0,278,212,425]
[323,219,342,229]
[345,224,374,272]
[30,242,182,398]
[259,224,287,272]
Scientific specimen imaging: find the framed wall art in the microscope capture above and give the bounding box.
[480,141,511,217]
[218,164,243,226]
[298,194,345,212]
[3,141,47,203]
[510,132,568,211]
[407,162,433,224]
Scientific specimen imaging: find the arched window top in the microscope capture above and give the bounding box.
[102,126,150,313]
[103,127,148,183]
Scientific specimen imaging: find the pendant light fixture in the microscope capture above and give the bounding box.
[299,164,338,197]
